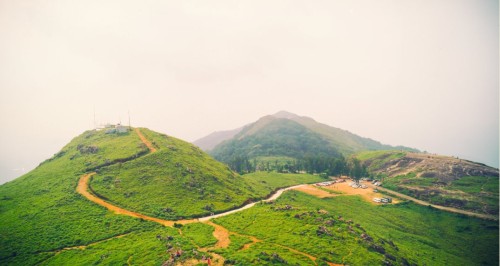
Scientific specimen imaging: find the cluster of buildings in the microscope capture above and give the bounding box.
[96,123,130,134]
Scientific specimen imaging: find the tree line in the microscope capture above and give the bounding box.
[226,155,368,179]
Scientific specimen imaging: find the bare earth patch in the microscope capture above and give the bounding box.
[293,185,338,198]
[294,182,399,204]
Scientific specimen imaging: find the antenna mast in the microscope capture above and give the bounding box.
[128,110,131,130]
[93,106,96,130]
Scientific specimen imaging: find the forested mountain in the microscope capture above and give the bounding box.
[211,118,341,161]
[206,111,416,154]
[207,111,416,173]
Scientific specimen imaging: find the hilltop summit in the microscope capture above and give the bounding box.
[272,110,301,119]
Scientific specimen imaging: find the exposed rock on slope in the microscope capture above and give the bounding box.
[365,152,498,181]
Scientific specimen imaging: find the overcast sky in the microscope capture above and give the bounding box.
[0,0,498,184]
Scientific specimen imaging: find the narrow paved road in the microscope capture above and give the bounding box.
[366,182,498,221]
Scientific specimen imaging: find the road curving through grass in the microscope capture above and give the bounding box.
[76,128,332,265]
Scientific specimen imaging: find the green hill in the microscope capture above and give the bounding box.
[0,129,154,265]
[201,111,417,155]
[0,127,323,265]
[211,118,341,162]
[89,128,292,219]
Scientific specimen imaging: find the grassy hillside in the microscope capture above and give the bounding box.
[0,129,156,265]
[241,172,325,195]
[356,150,499,215]
[213,191,498,265]
[90,129,324,219]
[0,127,327,265]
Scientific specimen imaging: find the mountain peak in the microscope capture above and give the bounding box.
[272,110,300,119]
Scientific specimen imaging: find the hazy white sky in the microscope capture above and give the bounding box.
[0,0,498,184]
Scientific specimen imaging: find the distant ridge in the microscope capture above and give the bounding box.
[204,111,417,160]
[193,127,243,151]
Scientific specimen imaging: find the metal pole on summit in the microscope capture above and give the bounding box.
[128,110,131,130]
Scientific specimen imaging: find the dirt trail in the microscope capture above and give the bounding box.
[239,234,261,250]
[203,221,231,248]
[77,173,197,226]
[135,128,157,152]
[369,183,498,220]
[273,244,343,266]
[44,233,130,255]
[76,129,343,265]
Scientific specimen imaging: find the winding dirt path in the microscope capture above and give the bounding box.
[77,173,195,226]
[203,221,230,249]
[75,129,342,265]
[42,233,130,255]
[135,128,157,152]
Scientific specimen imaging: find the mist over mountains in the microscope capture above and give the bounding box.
[195,111,417,157]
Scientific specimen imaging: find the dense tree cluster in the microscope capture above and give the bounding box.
[225,154,368,179]
[211,120,341,164]
[211,119,371,178]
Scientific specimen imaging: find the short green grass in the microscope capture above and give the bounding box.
[355,150,406,171]
[182,223,217,248]
[241,171,325,196]
[38,225,203,266]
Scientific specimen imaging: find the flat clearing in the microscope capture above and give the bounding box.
[293,185,337,198]
[294,182,399,204]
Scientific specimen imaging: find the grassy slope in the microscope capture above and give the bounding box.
[90,129,325,219]
[384,173,499,215]
[91,128,249,219]
[39,223,217,265]
[355,150,407,169]
[214,191,499,265]
[241,172,325,195]
[291,116,401,154]
[0,130,156,265]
